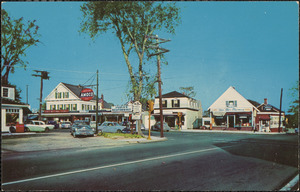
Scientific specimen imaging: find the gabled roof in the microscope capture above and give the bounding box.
[257,103,282,113]
[248,99,283,113]
[58,82,101,100]
[62,83,97,100]
[208,86,258,111]
[51,83,112,109]
[248,99,260,108]
[156,91,191,99]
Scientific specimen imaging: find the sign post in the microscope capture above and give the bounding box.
[147,100,154,140]
[178,112,182,130]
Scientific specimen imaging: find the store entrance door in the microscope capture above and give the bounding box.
[228,115,235,128]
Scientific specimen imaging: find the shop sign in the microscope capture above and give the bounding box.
[80,88,94,101]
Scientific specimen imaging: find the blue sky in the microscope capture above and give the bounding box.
[2,2,299,113]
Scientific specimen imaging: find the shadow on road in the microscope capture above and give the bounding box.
[214,138,298,168]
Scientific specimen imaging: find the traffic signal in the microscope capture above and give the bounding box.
[147,100,154,112]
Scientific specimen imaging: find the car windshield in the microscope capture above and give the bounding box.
[63,122,71,125]
[77,125,91,129]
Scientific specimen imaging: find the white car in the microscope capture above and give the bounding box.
[61,121,72,129]
[24,120,54,132]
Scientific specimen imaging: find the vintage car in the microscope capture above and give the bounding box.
[61,121,72,129]
[24,120,55,132]
[151,121,171,132]
[98,121,126,133]
[70,124,95,138]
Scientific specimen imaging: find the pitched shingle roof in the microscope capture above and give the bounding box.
[2,98,32,114]
[61,82,112,109]
[156,91,191,99]
[248,99,260,107]
[62,83,87,99]
[248,99,282,113]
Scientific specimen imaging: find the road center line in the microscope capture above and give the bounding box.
[2,146,229,186]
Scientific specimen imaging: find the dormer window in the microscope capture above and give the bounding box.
[3,88,8,97]
[264,105,272,111]
[226,100,237,108]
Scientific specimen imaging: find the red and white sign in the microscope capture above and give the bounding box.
[80,88,94,101]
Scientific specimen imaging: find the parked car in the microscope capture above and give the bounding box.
[61,121,72,129]
[70,124,95,138]
[24,120,54,132]
[295,128,298,134]
[47,120,59,129]
[73,120,89,125]
[151,122,171,132]
[98,121,126,133]
[121,127,136,134]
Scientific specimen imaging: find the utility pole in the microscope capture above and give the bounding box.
[146,34,170,138]
[278,88,283,133]
[32,70,50,120]
[96,70,99,135]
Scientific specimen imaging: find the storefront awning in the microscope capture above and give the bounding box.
[153,113,184,117]
[212,111,226,116]
[258,114,270,120]
[226,112,252,115]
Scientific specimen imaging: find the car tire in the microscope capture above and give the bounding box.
[45,127,50,132]
[24,127,30,132]
[117,129,122,133]
[9,127,16,133]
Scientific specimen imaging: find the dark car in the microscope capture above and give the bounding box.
[47,120,59,129]
[121,127,136,134]
[151,122,171,132]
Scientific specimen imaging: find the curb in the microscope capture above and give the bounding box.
[179,130,288,135]
[125,137,168,144]
[280,174,299,191]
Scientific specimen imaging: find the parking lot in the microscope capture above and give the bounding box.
[2,129,166,153]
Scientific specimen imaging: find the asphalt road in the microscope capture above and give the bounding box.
[2,131,298,191]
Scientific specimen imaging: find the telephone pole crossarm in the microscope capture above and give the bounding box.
[32,70,50,120]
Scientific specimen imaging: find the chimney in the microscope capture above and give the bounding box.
[264,98,268,105]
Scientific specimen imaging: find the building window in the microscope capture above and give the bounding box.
[65,92,69,98]
[59,104,63,110]
[226,100,237,108]
[58,92,62,99]
[3,88,8,97]
[55,92,58,99]
[72,104,77,111]
[172,99,180,108]
[214,116,226,126]
[65,104,70,110]
[162,100,167,108]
